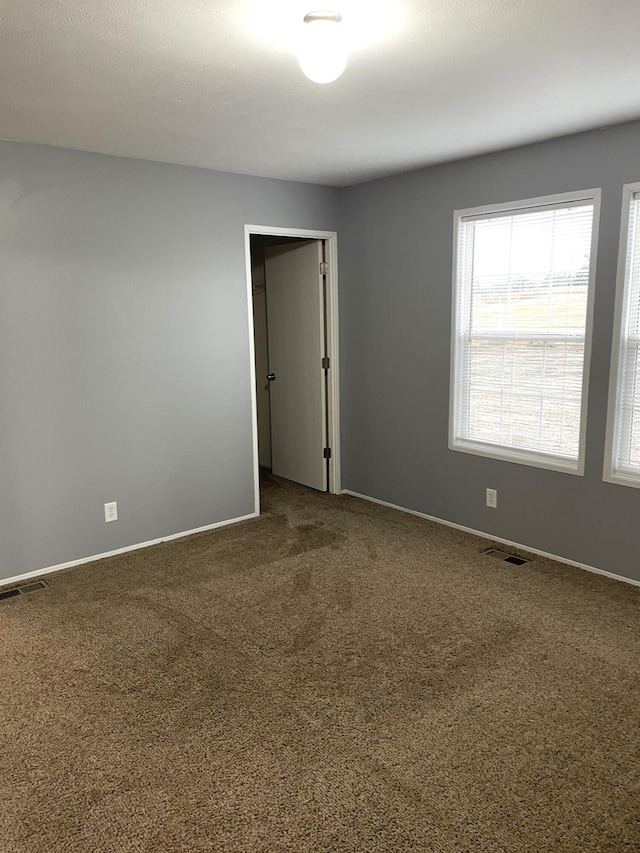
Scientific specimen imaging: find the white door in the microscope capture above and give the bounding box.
[265,240,327,491]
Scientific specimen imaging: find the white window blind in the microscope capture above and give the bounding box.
[451,193,597,473]
[605,188,640,486]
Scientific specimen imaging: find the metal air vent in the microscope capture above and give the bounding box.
[0,588,21,602]
[19,581,48,594]
[0,580,49,602]
[482,548,530,566]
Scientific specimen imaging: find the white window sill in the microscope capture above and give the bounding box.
[603,470,640,490]
[450,438,583,475]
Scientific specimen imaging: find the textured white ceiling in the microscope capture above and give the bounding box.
[1,0,640,186]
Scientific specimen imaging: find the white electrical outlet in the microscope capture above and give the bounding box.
[486,488,497,509]
[104,501,118,522]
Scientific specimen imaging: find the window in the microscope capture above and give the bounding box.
[604,183,640,488]
[450,190,600,474]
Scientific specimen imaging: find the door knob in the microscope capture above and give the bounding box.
[266,373,276,381]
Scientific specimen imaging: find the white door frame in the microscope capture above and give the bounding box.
[244,224,341,513]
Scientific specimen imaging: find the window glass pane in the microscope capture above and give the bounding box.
[629,378,640,467]
[609,193,640,481]
[471,207,591,336]
[467,340,584,456]
[452,194,596,471]
[617,340,640,470]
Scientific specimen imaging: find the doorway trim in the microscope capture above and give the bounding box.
[244,224,341,514]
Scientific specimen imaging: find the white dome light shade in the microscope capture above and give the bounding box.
[299,12,348,84]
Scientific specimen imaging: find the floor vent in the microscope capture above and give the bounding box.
[0,588,21,602]
[0,580,48,602]
[19,581,49,595]
[482,548,530,566]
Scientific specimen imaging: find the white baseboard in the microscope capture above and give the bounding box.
[341,490,640,589]
[0,511,259,590]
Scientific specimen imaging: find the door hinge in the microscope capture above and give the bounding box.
[322,356,330,370]
[323,447,332,459]
[320,261,329,275]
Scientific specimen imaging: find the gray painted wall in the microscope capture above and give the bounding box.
[4,122,640,587]
[340,121,640,583]
[0,141,340,581]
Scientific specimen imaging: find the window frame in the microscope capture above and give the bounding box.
[603,181,640,489]
[449,188,601,475]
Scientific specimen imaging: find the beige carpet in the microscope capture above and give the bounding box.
[1,477,639,852]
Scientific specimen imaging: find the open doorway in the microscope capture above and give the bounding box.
[245,225,340,514]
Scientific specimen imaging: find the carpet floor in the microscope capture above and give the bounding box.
[1,477,639,852]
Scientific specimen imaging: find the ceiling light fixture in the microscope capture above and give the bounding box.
[298,11,348,84]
